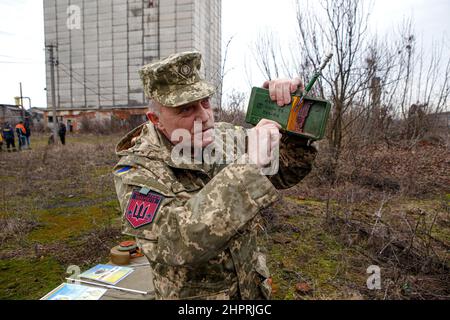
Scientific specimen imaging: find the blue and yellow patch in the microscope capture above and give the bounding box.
[116,166,132,175]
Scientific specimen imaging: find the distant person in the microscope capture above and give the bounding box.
[2,122,16,152]
[58,122,66,145]
[67,120,73,133]
[48,133,55,145]
[0,125,3,152]
[15,121,27,150]
[24,117,31,149]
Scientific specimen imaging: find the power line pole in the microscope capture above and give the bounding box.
[19,82,25,121]
[46,44,58,142]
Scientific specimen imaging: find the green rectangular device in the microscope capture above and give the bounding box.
[245,87,332,141]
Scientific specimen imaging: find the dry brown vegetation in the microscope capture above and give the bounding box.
[218,104,449,299]
[0,133,127,299]
[0,116,449,300]
[259,125,449,299]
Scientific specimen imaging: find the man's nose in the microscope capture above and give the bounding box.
[194,102,209,122]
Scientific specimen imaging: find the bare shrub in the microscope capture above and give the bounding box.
[79,115,93,133]
[31,122,48,134]
[292,139,450,203]
[78,115,146,135]
[216,89,250,127]
[0,216,39,245]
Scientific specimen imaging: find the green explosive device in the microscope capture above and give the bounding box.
[246,53,333,141]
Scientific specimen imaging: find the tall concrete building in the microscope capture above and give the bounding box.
[43,0,222,110]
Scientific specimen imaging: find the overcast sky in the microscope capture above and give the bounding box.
[0,0,449,108]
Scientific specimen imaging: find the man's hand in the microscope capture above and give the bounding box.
[248,119,282,169]
[263,78,304,106]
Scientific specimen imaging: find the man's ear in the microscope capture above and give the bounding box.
[146,112,159,125]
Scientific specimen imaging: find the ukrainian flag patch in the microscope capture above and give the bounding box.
[116,166,132,175]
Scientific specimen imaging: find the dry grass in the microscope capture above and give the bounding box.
[0,128,449,300]
[261,137,450,300]
[0,132,130,299]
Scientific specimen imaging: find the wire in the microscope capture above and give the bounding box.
[58,63,118,101]
[58,62,135,101]
[58,66,114,102]
[0,61,41,64]
[58,64,138,103]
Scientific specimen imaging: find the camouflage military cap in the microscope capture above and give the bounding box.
[139,51,216,107]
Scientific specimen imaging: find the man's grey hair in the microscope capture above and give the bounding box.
[148,99,161,117]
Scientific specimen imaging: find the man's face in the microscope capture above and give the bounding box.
[147,97,215,148]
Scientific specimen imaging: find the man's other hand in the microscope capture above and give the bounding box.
[248,119,282,169]
[262,78,304,106]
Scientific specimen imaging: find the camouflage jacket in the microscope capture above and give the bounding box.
[113,122,317,300]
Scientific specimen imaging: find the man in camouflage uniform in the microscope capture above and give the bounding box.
[113,51,317,300]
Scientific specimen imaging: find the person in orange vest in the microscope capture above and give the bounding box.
[15,121,27,151]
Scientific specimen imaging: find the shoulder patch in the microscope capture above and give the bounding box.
[116,166,132,175]
[125,189,164,229]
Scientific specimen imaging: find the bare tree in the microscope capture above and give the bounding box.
[252,1,378,160]
[380,19,450,141]
[252,31,283,81]
[249,0,449,154]
[243,54,255,91]
[302,0,375,159]
[216,89,248,127]
[218,35,235,112]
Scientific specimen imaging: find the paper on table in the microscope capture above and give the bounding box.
[79,264,134,285]
[41,283,107,300]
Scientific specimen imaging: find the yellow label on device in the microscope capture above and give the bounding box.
[287,96,304,132]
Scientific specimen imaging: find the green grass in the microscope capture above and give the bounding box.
[27,132,121,151]
[2,133,449,300]
[265,194,450,299]
[27,201,120,244]
[0,258,65,300]
[264,197,349,299]
[0,133,128,300]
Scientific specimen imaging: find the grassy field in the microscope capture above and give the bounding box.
[0,132,448,299]
[0,133,127,299]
